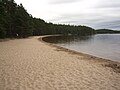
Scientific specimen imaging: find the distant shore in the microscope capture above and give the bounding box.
[0,36,120,90]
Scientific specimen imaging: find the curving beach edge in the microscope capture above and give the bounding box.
[0,36,120,90]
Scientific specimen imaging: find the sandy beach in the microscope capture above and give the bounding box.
[0,36,120,90]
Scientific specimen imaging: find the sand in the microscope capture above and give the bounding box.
[0,36,120,90]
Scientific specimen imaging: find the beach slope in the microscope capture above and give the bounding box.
[0,36,120,90]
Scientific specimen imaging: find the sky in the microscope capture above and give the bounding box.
[15,0,120,30]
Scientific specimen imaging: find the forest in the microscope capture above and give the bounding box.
[96,29,120,34]
[0,0,95,38]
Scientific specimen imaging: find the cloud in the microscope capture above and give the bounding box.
[93,20,120,30]
[49,0,80,4]
[15,0,120,30]
[48,0,120,30]
[93,0,120,9]
[49,10,120,30]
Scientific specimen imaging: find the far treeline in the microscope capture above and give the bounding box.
[0,0,95,38]
[96,29,120,34]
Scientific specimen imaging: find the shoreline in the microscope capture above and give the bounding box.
[41,35,120,73]
[41,35,120,62]
[0,36,120,90]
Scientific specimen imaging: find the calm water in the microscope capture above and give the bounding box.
[46,34,120,62]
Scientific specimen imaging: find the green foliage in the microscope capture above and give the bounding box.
[0,0,95,38]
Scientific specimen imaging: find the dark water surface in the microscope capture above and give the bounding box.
[45,34,120,62]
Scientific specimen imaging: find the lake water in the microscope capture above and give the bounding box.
[45,34,120,62]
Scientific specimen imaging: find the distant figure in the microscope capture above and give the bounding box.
[16,33,18,37]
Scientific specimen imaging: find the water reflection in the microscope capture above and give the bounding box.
[44,34,120,61]
[44,35,94,44]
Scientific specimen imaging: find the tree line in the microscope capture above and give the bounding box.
[96,29,120,34]
[0,0,95,38]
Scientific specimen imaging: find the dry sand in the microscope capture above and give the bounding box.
[0,36,120,90]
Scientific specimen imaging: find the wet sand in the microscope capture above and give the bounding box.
[0,36,120,90]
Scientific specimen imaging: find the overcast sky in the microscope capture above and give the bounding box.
[15,0,120,30]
